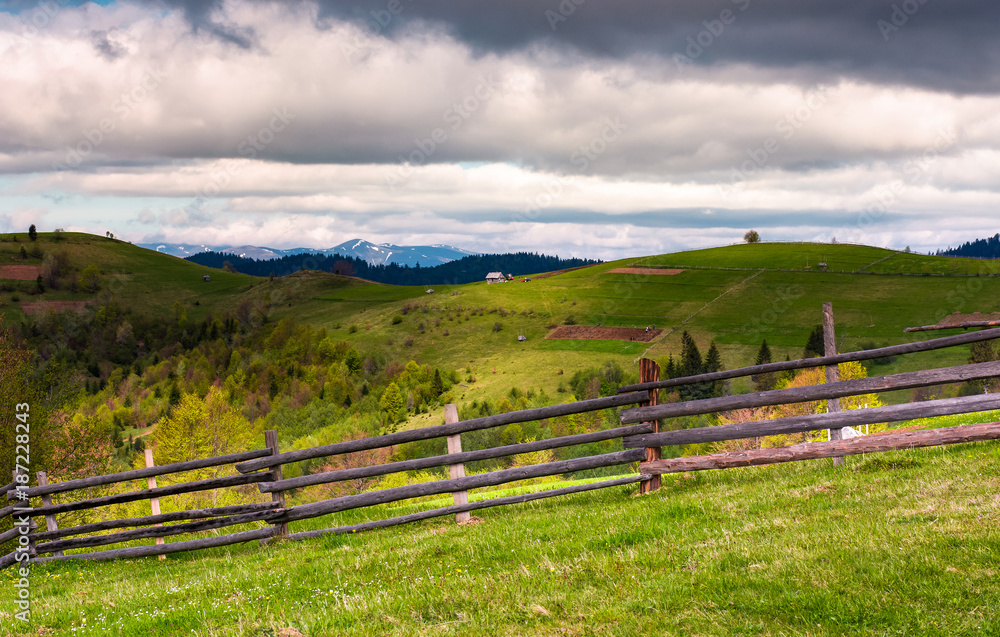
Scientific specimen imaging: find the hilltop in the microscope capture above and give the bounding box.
[8,233,1000,407]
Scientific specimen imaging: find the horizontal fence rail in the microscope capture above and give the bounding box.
[640,421,1000,475]
[236,392,649,473]
[620,360,1000,424]
[618,326,1000,394]
[31,502,282,542]
[259,424,654,493]
[904,321,1000,333]
[273,449,645,524]
[21,473,272,518]
[280,475,648,542]
[31,527,278,565]
[8,449,272,500]
[623,393,1000,448]
[6,302,1000,571]
[36,509,282,554]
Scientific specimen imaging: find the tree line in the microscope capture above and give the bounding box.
[185,251,601,285]
[936,233,1000,259]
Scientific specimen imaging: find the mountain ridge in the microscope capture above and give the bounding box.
[138,238,479,267]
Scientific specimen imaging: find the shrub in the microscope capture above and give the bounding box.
[392,315,403,325]
[492,322,503,332]
[564,315,576,325]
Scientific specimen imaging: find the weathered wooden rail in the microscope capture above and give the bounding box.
[3,303,999,569]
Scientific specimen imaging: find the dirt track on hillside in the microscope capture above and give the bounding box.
[546,325,663,342]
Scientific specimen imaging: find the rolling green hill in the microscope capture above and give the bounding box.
[8,233,1000,404]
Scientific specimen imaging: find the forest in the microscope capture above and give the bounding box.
[936,232,1000,259]
[185,250,601,285]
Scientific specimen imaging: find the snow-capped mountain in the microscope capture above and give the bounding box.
[139,239,479,267]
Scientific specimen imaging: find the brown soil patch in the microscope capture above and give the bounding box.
[547,325,663,342]
[20,300,97,315]
[607,267,684,276]
[0,265,41,280]
[936,312,1000,326]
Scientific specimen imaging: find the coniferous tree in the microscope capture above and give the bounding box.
[751,339,777,392]
[804,325,825,358]
[431,368,444,396]
[679,331,704,400]
[703,340,726,397]
[28,224,37,241]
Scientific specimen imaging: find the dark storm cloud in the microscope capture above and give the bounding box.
[148,0,1000,94]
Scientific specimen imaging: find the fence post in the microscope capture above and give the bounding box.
[36,471,63,558]
[444,404,471,523]
[638,358,662,494]
[144,448,166,560]
[823,302,844,467]
[264,430,289,538]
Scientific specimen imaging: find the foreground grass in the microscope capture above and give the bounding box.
[4,437,999,636]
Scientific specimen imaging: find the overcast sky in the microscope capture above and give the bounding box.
[1,0,998,259]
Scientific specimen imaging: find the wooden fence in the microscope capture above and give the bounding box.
[3,305,1000,568]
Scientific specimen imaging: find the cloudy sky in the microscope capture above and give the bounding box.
[1,0,998,259]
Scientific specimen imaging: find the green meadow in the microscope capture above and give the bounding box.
[6,430,999,636]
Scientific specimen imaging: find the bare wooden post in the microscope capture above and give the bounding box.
[36,472,63,558]
[264,430,289,538]
[144,448,166,559]
[444,404,470,523]
[638,358,662,494]
[823,302,844,466]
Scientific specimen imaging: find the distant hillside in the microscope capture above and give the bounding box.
[185,251,601,285]
[937,233,1000,259]
[140,238,478,267]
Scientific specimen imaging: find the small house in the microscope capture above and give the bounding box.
[486,272,504,284]
[202,275,211,282]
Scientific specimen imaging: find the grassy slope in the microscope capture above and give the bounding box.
[10,234,1000,407]
[8,429,999,636]
[0,233,260,321]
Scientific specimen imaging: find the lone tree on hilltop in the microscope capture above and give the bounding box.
[28,224,37,241]
[744,230,760,244]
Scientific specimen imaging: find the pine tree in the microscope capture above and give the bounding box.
[804,325,825,358]
[28,224,37,241]
[678,331,704,400]
[380,382,405,423]
[751,339,778,392]
[431,368,444,396]
[680,331,703,377]
[703,341,725,397]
